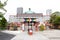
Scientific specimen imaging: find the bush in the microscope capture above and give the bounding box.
[39,24,45,31]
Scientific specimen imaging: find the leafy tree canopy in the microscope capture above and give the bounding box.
[0,0,8,12]
[0,0,8,30]
[49,11,60,26]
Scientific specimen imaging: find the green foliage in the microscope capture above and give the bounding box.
[49,11,60,28]
[1,17,7,27]
[0,15,7,30]
[0,0,8,12]
[0,0,8,30]
[39,24,45,31]
[50,11,60,24]
[53,16,60,25]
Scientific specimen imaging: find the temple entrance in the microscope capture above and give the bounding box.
[24,21,35,31]
[21,18,40,31]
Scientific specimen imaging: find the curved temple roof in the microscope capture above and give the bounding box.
[25,8,35,14]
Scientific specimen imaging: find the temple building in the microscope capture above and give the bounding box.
[9,8,50,31]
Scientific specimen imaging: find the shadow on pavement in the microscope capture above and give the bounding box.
[0,32,15,40]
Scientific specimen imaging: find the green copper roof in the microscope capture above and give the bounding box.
[25,8,35,14]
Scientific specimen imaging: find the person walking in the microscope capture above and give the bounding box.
[22,24,24,31]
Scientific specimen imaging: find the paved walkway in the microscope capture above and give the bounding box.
[40,30,60,40]
[11,31,49,40]
[2,30,60,40]
[2,30,49,40]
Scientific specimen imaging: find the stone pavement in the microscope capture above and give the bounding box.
[11,31,49,40]
[2,30,60,40]
[2,30,49,40]
[39,30,60,40]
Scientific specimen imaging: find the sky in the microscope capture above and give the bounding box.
[1,0,60,21]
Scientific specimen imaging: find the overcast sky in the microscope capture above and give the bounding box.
[1,0,60,21]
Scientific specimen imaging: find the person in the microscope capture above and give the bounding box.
[22,24,24,31]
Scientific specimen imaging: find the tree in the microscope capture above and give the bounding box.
[49,11,60,29]
[0,15,7,30]
[0,0,8,12]
[0,0,8,30]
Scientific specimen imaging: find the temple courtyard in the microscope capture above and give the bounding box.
[1,29,60,40]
